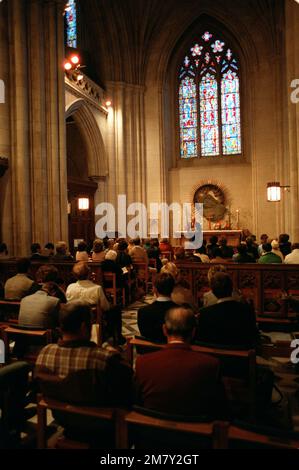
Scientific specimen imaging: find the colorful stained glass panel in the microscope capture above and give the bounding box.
[199,74,219,156]
[221,72,241,155]
[179,33,242,159]
[179,77,197,158]
[66,0,77,48]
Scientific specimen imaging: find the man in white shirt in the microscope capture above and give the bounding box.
[284,243,299,264]
[66,262,110,310]
[66,262,125,346]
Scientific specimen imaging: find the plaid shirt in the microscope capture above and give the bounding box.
[36,340,133,406]
[36,340,115,379]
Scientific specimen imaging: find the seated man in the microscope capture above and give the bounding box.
[52,241,73,261]
[4,258,39,300]
[66,262,125,345]
[35,301,132,446]
[130,237,148,264]
[18,284,60,330]
[258,243,282,264]
[137,273,177,343]
[196,272,258,348]
[135,306,227,418]
[30,243,49,260]
[233,244,256,263]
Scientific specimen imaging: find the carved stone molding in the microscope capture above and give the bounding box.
[0,157,8,177]
[65,72,108,115]
[89,175,108,183]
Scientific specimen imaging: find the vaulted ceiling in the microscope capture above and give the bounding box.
[78,0,285,86]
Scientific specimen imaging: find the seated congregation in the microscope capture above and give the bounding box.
[0,234,299,449]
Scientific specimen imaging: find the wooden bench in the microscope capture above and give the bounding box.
[102,272,125,306]
[228,422,299,449]
[37,394,118,449]
[127,337,257,421]
[1,326,52,364]
[118,408,228,449]
[133,262,150,293]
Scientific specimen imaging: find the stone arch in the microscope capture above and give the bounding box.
[65,99,108,177]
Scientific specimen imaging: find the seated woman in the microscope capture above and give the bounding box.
[101,250,124,288]
[35,264,67,303]
[91,239,106,262]
[161,262,194,308]
[159,238,173,257]
[75,241,89,262]
[116,240,133,268]
[147,239,162,272]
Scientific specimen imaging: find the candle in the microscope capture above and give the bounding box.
[236,209,240,230]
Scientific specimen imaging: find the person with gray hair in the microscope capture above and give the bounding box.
[135,306,227,418]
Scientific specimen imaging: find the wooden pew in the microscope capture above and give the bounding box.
[127,337,256,421]
[118,408,228,449]
[0,300,21,325]
[228,422,299,449]
[102,272,125,306]
[1,326,52,364]
[37,394,118,449]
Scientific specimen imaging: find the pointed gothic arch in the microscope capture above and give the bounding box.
[65,99,108,178]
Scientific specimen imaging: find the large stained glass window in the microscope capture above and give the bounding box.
[179,32,242,159]
[65,1,77,48]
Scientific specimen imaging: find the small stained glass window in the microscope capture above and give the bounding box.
[66,1,77,48]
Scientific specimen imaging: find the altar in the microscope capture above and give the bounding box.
[175,230,242,248]
[202,230,242,247]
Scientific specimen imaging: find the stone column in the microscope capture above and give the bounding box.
[4,0,67,255]
[7,0,32,255]
[43,0,68,244]
[106,81,147,233]
[285,0,299,241]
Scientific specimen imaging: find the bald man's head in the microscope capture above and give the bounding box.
[163,307,196,342]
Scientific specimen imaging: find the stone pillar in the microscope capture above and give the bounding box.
[106,82,147,232]
[285,0,299,241]
[89,175,108,209]
[6,0,32,255]
[0,0,11,246]
[4,0,67,255]
[43,0,68,244]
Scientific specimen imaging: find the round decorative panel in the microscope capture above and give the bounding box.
[194,184,227,222]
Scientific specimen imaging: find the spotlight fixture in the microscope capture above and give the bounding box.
[64,61,72,71]
[64,53,86,83]
[70,55,80,65]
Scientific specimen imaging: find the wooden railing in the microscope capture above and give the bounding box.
[1,260,299,318]
[175,261,299,318]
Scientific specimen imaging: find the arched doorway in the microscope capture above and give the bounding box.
[65,100,108,252]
